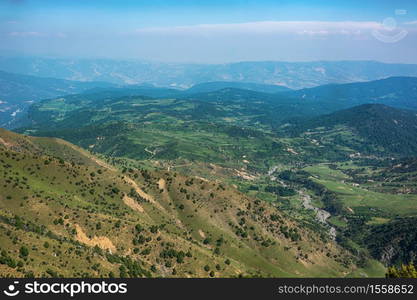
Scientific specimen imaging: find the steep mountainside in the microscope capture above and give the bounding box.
[365,217,417,266]
[0,128,360,278]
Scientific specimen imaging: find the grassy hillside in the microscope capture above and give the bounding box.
[0,129,366,278]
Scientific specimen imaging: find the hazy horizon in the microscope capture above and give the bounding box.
[1,0,417,63]
[4,54,417,66]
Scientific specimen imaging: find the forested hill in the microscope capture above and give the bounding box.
[283,104,417,156]
[186,81,291,94]
[284,76,417,111]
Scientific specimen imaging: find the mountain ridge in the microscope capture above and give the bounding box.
[0,70,118,127]
[283,104,417,156]
[284,76,417,111]
[2,57,417,89]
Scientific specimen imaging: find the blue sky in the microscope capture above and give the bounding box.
[1,0,417,63]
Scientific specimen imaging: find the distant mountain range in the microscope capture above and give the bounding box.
[186,81,292,94]
[12,76,417,132]
[285,76,417,111]
[0,70,117,104]
[1,64,416,130]
[0,70,117,127]
[283,104,417,156]
[1,57,417,89]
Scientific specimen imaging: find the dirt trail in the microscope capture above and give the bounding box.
[0,137,14,148]
[124,177,155,204]
[60,139,116,171]
[75,224,116,253]
[195,176,209,182]
[124,176,167,212]
[123,194,144,212]
[90,156,116,171]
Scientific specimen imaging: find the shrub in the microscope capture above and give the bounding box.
[19,246,29,258]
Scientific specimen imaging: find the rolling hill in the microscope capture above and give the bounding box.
[15,76,417,170]
[16,90,292,171]
[8,75,417,132]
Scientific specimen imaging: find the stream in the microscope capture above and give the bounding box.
[299,190,336,240]
[268,166,336,240]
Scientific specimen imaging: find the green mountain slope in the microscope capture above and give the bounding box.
[17,79,417,169]
[0,128,364,278]
[282,104,417,157]
[365,217,417,266]
[19,88,330,174]
[20,76,417,132]
[16,86,345,136]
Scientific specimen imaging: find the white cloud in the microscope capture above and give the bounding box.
[135,21,383,37]
[8,31,67,38]
[56,32,67,38]
[8,31,46,37]
[405,20,417,25]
